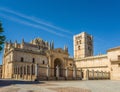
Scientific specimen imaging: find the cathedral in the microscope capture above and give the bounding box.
[2,38,75,81]
[1,32,120,81]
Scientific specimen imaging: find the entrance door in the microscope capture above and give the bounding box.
[54,58,63,77]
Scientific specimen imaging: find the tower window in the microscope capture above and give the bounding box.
[88,47,91,50]
[79,40,81,44]
[118,55,120,60]
[76,41,78,45]
[32,58,35,63]
[70,63,72,66]
[21,57,24,62]
[78,46,80,50]
[43,60,45,64]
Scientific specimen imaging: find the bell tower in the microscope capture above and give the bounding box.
[73,32,93,59]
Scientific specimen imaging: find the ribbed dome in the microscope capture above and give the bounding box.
[30,38,45,45]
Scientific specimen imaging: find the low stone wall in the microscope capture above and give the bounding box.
[88,70,110,80]
[37,66,83,80]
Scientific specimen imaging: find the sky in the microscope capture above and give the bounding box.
[0,0,120,64]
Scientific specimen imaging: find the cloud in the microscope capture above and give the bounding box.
[0,7,73,35]
[0,13,71,39]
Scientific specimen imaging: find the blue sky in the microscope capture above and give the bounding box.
[0,0,120,64]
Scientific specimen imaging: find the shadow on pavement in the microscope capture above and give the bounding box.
[0,79,44,87]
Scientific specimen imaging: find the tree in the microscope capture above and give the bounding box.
[0,21,6,51]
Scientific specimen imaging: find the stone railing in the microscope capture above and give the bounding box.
[87,70,110,80]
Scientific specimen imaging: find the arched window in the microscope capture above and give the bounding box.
[76,41,78,45]
[79,40,81,44]
[69,63,72,66]
[21,57,24,62]
[118,55,120,60]
[78,46,80,50]
[43,60,45,64]
[32,58,35,63]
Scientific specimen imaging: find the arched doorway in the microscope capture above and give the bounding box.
[54,58,63,77]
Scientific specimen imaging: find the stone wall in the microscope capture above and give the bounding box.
[0,65,2,78]
[107,47,120,80]
[75,54,110,80]
[13,50,48,64]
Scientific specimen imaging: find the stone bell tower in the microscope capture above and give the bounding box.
[73,32,93,59]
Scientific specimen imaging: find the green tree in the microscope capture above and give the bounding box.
[0,21,6,51]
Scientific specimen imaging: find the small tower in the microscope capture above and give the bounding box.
[51,40,54,49]
[73,32,93,59]
[22,38,24,44]
[64,45,68,52]
[21,38,25,48]
[14,40,17,48]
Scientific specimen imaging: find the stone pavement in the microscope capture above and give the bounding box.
[0,79,120,92]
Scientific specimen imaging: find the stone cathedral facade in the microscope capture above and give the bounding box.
[2,38,75,81]
[1,32,120,81]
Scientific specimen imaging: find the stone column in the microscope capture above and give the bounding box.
[86,69,89,80]
[56,65,59,80]
[11,63,14,78]
[103,72,105,79]
[73,67,76,80]
[65,67,68,80]
[80,69,82,80]
[35,64,38,80]
[46,64,49,80]
[101,71,103,79]
[30,65,32,81]
[20,66,22,79]
[2,64,4,79]
[48,56,53,76]
[108,72,110,79]
[26,65,27,80]
[106,72,108,79]
[97,70,99,80]
[92,70,94,80]
[48,56,51,67]
[22,66,24,79]
[105,72,106,79]
[18,66,20,79]
[16,66,18,79]
[49,55,53,68]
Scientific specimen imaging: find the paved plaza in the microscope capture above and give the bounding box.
[0,79,120,92]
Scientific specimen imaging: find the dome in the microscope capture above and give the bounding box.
[30,38,45,45]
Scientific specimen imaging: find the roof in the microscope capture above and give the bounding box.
[75,54,107,61]
[107,46,120,52]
